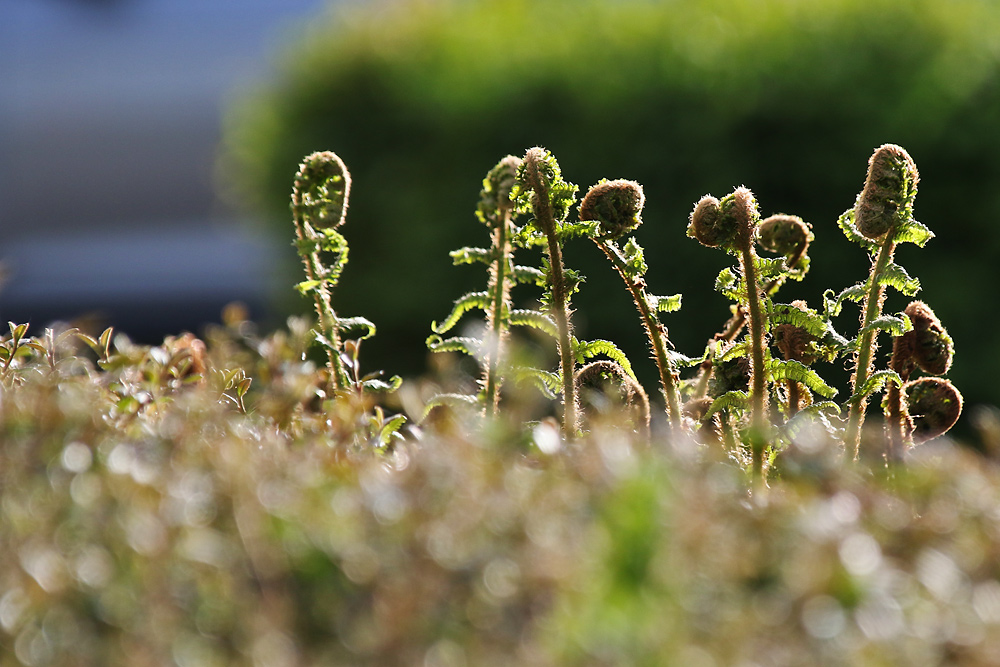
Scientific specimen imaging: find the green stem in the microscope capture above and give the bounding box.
[293,221,349,392]
[594,238,682,431]
[483,209,513,416]
[526,162,578,436]
[786,380,801,417]
[738,240,768,481]
[845,234,896,460]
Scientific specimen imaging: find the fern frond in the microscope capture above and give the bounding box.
[515,367,561,399]
[823,283,866,318]
[857,313,912,338]
[719,340,750,362]
[573,338,636,381]
[715,267,742,301]
[876,262,921,296]
[374,413,407,446]
[767,359,838,398]
[556,220,601,241]
[362,375,403,393]
[508,309,558,337]
[756,257,791,281]
[705,390,749,419]
[512,265,546,285]
[847,369,903,404]
[315,228,350,286]
[621,238,648,276]
[421,393,482,420]
[770,302,828,338]
[669,349,707,368]
[426,335,481,357]
[431,291,490,335]
[836,208,879,253]
[336,316,377,339]
[449,246,494,265]
[648,293,683,314]
[893,219,935,247]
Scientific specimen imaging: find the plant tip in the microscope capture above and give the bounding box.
[579,179,645,239]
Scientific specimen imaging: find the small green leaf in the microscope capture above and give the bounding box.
[236,377,253,397]
[376,414,407,445]
[669,349,707,368]
[756,257,790,280]
[295,279,322,295]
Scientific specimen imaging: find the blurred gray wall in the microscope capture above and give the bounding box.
[1,0,327,339]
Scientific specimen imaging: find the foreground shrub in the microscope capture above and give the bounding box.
[1,320,1000,665]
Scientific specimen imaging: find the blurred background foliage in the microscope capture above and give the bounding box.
[219,0,1000,425]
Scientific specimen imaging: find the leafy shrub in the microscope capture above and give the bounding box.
[1,317,999,665]
[220,0,1000,418]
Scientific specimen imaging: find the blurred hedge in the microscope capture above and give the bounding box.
[220,0,1000,420]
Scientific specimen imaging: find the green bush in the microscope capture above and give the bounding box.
[1,314,1000,664]
[221,0,1000,421]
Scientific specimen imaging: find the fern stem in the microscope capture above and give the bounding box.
[525,157,578,436]
[786,380,801,417]
[884,381,908,462]
[738,239,768,481]
[594,239,682,430]
[483,209,513,416]
[293,221,349,391]
[845,234,896,459]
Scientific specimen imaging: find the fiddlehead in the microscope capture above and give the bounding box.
[579,179,685,431]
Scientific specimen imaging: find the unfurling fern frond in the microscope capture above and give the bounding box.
[573,338,636,382]
[767,359,837,399]
[431,292,490,335]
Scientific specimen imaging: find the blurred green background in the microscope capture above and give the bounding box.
[219,0,1000,426]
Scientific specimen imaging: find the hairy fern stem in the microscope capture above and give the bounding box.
[593,238,682,430]
[524,151,578,435]
[483,208,513,416]
[845,233,895,459]
[738,238,768,480]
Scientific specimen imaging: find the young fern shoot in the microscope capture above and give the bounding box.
[427,155,527,414]
[689,188,770,479]
[578,179,685,431]
[835,144,932,459]
[290,151,385,394]
[511,147,582,435]
[885,300,958,460]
